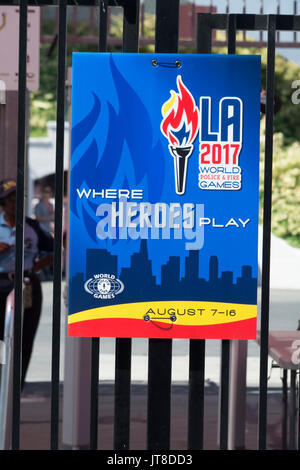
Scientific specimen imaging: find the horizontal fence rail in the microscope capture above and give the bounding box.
[1,0,300,451]
[0,1,134,6]
[0,0,300,48]
[198,13,300,31]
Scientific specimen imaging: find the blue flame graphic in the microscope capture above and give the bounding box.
[70,55,165,244]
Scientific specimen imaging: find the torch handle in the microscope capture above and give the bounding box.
[169,145,193,195]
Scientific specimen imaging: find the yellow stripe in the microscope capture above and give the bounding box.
[68,301,256,327]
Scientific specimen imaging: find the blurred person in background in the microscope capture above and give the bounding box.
[0,179,53,390]
[34,185,55,280]
[34,185,54,235]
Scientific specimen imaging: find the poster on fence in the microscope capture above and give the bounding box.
[68,53,261,339]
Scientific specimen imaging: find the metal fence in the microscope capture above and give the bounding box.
[1,0,300,451]
[39,1,300,50]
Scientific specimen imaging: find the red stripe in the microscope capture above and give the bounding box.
[68,317,257,340]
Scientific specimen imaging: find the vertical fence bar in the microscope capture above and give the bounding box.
[282,369,288,450]
[114,0,139,450]
[99,0,108,52]
[50,0,67,450]
[219,340,230,450]
[154,0,179,54]
[147,0,179,451]
[276,1,280,43]
[89,0,109,450]
[227,14,237,54]
[218,14,236,452]
[90,337,100,450]
[258,14,276,451]
[147,339,172,450]
[114,338,132,450]
[298,370,300,450]
[187,13,212,451]
[188,340,205,450]
[196,14,212,53]
[242,0,246,41]
[12,0,28,450]
[260,0,263,42]
[290,370,297,449]
[122,0,139,52]
[294,1,297,43]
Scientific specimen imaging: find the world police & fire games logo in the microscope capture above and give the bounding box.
[84,274,124,300]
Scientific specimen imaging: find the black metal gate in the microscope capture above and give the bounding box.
[2,0,300,451]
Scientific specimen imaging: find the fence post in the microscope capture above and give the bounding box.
[147,0,179,451]
[61,65,93,450]
[228,340,248,449]
[62,336,92,449]
[0,293,15,450]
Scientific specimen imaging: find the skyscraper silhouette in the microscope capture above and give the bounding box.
[185,249,199,281]
[161,256,180,298]
[86,248,118,279]
[209,256,219,284]
[120,240,156,299]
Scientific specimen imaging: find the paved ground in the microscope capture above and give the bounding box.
[19,382,286,451]
[25,228,300,384]
[14,282,299,451]
[9,231,300,450]
[25,282,300,387]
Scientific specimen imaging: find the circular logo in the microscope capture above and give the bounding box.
[84,274,124,299]
[97,278,111,295]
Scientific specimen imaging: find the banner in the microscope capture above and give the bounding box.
[68,53,261,339]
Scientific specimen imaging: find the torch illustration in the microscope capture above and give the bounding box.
[161,75,199,195]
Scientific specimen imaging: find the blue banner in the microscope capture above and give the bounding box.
[68,53,261,339]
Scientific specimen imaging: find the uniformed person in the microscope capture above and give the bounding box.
[0,179,54,389]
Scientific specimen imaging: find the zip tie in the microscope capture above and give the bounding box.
[151,59,181,68]
[143,314,177,330]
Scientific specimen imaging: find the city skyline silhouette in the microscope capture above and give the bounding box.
[69,239,257,315]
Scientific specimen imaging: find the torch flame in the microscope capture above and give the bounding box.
[161,76,199,147]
